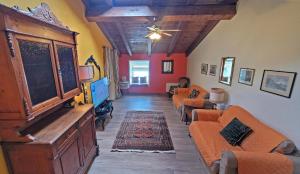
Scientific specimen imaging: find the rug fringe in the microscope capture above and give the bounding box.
[111,149,176,154]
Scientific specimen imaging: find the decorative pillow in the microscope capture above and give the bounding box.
[188,89,200,99]
[272,140,296,155]
[220,117,253,146]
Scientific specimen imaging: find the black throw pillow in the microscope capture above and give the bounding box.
[220,117,253,146]
[188,89,200,99]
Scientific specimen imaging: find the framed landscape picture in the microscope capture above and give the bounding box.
[238,68,255,86]
[260,70,297,98]
[209,65,217,76]
[201,63,208,75]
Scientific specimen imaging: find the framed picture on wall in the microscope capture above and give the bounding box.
[201,63,208,75]
[209,65,217,76]
[162,60,174,74]
[238,68,255,86]
[260,70,297,98]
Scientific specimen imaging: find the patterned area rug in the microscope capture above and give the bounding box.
[112,111,175,153]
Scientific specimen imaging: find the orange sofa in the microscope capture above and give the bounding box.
[189,106,299,174]
[172,84,211,120]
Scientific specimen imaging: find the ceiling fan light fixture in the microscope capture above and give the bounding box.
[149,32,161,40]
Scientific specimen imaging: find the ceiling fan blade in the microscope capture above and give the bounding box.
[147,27,155,31]
[162,32,172,37]
[161,29,182,32]
[145,33,152,38]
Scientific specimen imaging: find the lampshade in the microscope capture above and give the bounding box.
[209,88,225,103]
[79,65,94,82]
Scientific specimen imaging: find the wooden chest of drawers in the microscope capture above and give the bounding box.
[2,104,98,174]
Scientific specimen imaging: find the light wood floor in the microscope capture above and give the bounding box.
[88,95,210,174]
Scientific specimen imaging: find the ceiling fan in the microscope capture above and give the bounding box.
[145,25,181,40]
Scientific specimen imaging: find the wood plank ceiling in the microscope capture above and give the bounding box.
[82,0,238,56]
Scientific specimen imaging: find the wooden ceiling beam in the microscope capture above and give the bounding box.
[96,22,119,53]
[84,0,113,15]
[162,14,234,22]
[87,14,233,22]
[167,22,183,57]
[116,23,132,56]
[112,0,238,6]
[86,4,236,21]
[186,20,219,56]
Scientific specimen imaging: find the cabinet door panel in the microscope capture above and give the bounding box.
[60,138,81,174]
[18,40,58,105]
[54,42,80,98]
[15,35,62,116]
[80,114,95,158]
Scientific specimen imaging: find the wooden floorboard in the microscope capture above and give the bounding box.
[88,95,210,174]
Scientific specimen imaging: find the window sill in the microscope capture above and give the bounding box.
[130,84,149,87]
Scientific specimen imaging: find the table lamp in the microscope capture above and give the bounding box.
[79,65,94,104]
[209,88,225,109]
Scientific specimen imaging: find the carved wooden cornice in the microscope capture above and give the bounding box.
[12,3,69,29]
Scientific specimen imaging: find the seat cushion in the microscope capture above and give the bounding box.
[218,106,287,153]
[172,95,185,109]
[189,121,242,166]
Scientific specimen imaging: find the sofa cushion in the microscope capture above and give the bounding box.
[273,140,296,155]
[218,106,287,153]
[189,121,242,166]
[220,117,253,146]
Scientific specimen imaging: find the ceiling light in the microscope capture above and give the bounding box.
[149,32,161,40]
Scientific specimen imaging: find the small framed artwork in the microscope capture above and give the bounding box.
[201,63,208,75]
[219,57,235,86]
[260,70,297,98]
[238,68,255,86]
[162,60,174,74]
[209,65,217,76]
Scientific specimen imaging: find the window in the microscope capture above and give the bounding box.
[129,60,150,85]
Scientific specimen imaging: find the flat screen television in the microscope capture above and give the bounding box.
[90,77,109,108]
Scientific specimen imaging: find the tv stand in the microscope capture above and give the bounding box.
[95,100,113,130]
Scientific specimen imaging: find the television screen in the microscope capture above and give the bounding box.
[90,77,109,108]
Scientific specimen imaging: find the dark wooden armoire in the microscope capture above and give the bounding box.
[0,3,98,174]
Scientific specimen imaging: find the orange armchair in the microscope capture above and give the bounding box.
[172,85,214,123]
[173,85,210,109]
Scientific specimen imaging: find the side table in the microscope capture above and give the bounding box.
[95,100,114,130]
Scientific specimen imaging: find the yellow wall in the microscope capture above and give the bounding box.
[0,0,111,173]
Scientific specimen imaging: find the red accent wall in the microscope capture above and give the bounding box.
[119,53,187,94]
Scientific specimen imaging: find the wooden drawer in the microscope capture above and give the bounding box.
[78,109,93,126]
[54,125,79,155]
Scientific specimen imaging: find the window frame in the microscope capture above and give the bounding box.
[129,60,150,86]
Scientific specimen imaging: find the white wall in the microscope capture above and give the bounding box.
[188,0,300,147]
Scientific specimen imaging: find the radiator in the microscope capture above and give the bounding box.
[166,83,178,92]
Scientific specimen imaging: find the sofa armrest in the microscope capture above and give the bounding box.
[175,88,189,95]
[191,109,222,121]
[220,151,295,174]
[183,98,206,108]
[288,155,300,174]
[220,151,238,174]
